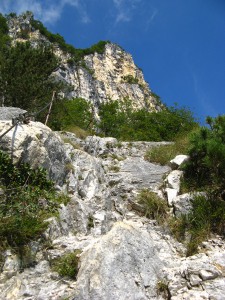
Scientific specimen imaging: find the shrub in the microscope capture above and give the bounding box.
[169,194,225,256]
[183,115,225,196]
[97,100,197,142]
[138,189,168,222]
[156,279,170,298]
[0,151,63,257]
[49,98,93,132]
[51,250,81,279]
[121,75,139,84]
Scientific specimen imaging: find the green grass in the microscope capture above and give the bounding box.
[137,189,168,223]
[51,250,81,279]
[63,125,91,139]
[145,134,190,165]
[0,150,69,260]
[169,193,225,256]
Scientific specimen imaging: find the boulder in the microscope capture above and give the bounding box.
[0,120,71,186]
[0,107,27,121]
[73,221,174,300]
[172,193,193,216]
[170,155,189,170]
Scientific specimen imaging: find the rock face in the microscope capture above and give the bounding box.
[0,119,225,300]
[7,13,162,113]
[0,120,71,186]
[54,43,160,112]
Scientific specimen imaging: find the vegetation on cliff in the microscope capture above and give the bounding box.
[97,99,197,141]
[0,150,68,261]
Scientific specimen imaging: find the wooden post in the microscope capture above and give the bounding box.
[45,91,56,126]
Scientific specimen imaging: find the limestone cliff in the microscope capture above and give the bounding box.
[7,12,162,112]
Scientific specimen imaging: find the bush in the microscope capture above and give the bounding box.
[0,41,60,111]
[169,194,225,256]
[97,100,197,142]
[49,98,93,132]
[0,151,63,256]
[183,115,225,196]
[122,75,139,84]
[51,250,81,279]
[138,189,168,222]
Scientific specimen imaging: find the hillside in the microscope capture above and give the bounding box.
[5,11,161,112]
[0,11,225,300]
[0,108,224,299]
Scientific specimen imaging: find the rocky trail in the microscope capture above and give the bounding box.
[0,117,224,300]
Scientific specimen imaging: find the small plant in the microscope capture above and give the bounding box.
[65,163,75,173]
[63,125,90,140]
[116,142,123,148]
[169,193,225,256]
[168,215,189,242]
[78,175,83,180]
[121,75,139,84]
[137,189,168,222]
[62,137,81,149]
[51,250,81,279]
[156,279,170,298]
[110,153,124,161]
[87,215,94,229]
[109,165,120,172]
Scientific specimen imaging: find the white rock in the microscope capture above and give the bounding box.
[166,188,178,206]
[172,193,193,216]
[166,170,183,191]
[199,269,220,281]
[170,155,189,169]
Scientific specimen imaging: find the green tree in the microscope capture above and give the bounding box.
[97,100,196,141]
[49,98,92,131]
[0,42,60,113]
[184,115,225,196]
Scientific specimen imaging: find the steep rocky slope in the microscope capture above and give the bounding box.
[7,12,161,112]
[0,110,224,300]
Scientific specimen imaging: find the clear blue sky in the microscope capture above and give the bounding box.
[1,0,225,123]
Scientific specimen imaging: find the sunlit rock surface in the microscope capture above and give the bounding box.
[0,118,224,300]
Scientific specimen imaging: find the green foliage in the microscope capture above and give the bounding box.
[145,134,191,165]
[122,75,139,84]
[98,100,197,141]
[0,151,62,255]
[52,250,81,279]
[170,194,225,256]
[0,14,10,58]
[183,115,225,196]
[0,14,8,35]
[138,189,168,222]
[156,280,170,298]
[31,18,66,46]
[49,98,92,131]
[0,41,60,113]
[31,17,109,61]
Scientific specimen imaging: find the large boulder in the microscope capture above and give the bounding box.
[0,120,71,186]
[0,107,27,121]
[73,221,175,300]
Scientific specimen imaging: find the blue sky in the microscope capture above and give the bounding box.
[1,0,225,123]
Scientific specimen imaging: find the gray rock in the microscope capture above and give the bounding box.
[0,107,27,121]
[73,221,173,300]
[0,121,72,186]
[172,193,193,216]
